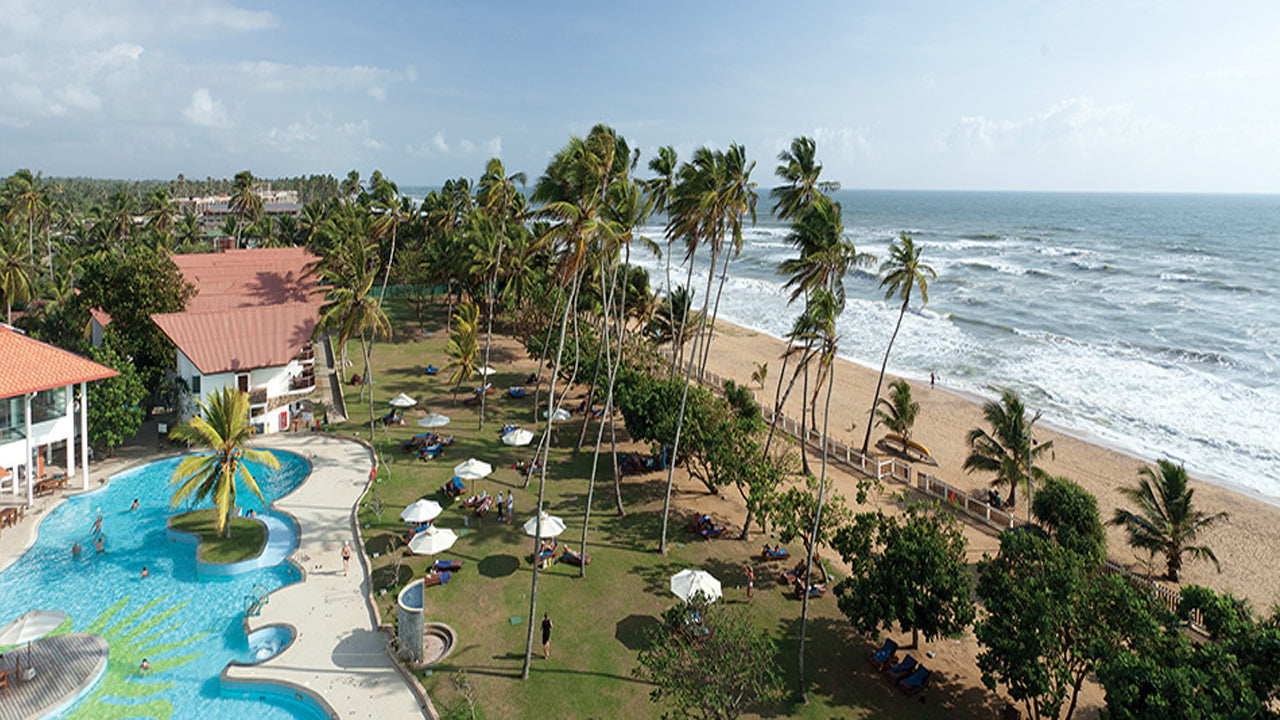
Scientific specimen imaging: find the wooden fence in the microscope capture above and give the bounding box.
[684,355,1208,634]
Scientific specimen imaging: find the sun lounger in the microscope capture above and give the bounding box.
[793,580,826,599]
[885,654,918,681]
[475,496,494,516]
[379,408,403,425]
[422,570,452,588]
[780,560,809,585]
[532,540,559,566]
[559,547,590,566]
[432,559,462,572]
[508,387,526,398]
[461,492,488,509]
[441,477,465,499]
[425,365,440,376]
[898,666,931,695]
[500,424,519,435]
[761,545,790,561]
[870,638,899,671]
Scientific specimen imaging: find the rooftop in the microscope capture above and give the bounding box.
[152,303,318,376]
[171,247,321,313]
[0,325,118,399]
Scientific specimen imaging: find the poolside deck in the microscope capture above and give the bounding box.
[0,633,108,720]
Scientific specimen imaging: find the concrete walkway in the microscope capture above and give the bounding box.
[224,434,426,719]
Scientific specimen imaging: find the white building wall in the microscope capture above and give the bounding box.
[178,351,302,435]
[0,395,75,484]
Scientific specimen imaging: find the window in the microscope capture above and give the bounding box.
[0,397,24,442]
[237,374,250,392]
[30,387,67,425]
[190,375,201,394]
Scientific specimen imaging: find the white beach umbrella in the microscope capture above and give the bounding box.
[669,569,722,603]
[522,512,567,539]
[0,609,67,673]
[418,413,451,428]
[502,428,535,447]
[388,393,418,408]
[399,499,443,524]
[478,365,497,376]
[453,458,492,480]
[543,408,571,421]
[408,527,458,555]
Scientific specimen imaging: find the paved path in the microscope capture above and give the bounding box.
[0,633,108,720]
[224,434,426,719]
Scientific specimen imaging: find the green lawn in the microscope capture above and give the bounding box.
[335,300,997,719]
[168,509,266,564]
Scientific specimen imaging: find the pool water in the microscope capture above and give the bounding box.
[0,451,327,719]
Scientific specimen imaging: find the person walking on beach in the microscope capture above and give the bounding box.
[541,612,553,659]
[930,372,935,388]
[341,541,352,576]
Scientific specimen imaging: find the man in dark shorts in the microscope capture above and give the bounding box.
[541,612,553,659]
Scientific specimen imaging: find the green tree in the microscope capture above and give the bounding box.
[1032,475,1107,567]
[0,222,36,324]
[832,505,975,649]
[1110,460,1228,582]
[976,529,1147,720]
[2,169,57,277]
[474,158,527,429]
[963,389,1055,511]
[445,301,480,405]
[86,338,147,455]
[862,232,936,454]
[170,387,279,537]
[634,602,784,720]
[229,170,263,249]
[769,136,840,222]
[874,379,921,457]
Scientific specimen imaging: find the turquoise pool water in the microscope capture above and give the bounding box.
[0,451,327,719]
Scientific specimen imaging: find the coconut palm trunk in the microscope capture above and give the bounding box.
[862,293,909,455]
[798,354,835,701]
[699,246,734,376]
[479,228,504,430]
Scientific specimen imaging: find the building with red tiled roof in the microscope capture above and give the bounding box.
[0,324,118,504]
[151,248,323,435]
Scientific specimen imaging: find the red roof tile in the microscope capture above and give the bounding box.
[0,325,118,398]
[171,248,321,312]
[151,303,318,375]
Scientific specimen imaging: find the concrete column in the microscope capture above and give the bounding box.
[66,385,75,479]
[80,382,90,490]
[24,393,33,506]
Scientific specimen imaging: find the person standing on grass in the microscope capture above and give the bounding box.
[341,541,352,576]
[541,612,553,658]
[497,491,506,522]
[745,564,755,600]
[506,493,514,523]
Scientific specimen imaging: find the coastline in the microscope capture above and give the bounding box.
[699,316,1280,611]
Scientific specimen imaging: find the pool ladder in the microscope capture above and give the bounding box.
[245,584,270,617]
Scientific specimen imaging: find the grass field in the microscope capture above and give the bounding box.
[168,509,267,564]
[333,300,993,719]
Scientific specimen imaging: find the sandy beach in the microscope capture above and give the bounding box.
[698,318,1280,612]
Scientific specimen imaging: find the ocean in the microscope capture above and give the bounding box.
[629,191,1280,499]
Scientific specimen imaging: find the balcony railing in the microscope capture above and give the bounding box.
[248,388,268,405]
[290,373,316,392]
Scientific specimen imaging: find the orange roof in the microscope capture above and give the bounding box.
[152,303,318,375]
[88,307,113,327]
[0,325,118,398]
[171,247,321,313]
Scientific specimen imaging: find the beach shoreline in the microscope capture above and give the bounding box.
[697,316,1280,611]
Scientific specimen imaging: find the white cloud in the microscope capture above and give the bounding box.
[432,132,449,153]
[482,136,502,156]
[363,137,385,150]
[183,88,228,128]
[368,86,386,102]
[459,139,475,153]
[55,84,100,112]
[940,97,1152,156]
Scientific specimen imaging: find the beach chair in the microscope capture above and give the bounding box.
[461,491,488,509]
[508,387,526,398]
[793,580,826,599]
[780,560,808,585]
[432,559,462,572]
[700,524,726,539]
[560,547,590,566]
[869,638,899,671]
[475,496,494,516]
[898,666,932,695]
[885,654,918,681]
[441,477,465,499]
[378,408,402,425]
[761,545,790,561]
[422,570,452,588]
[533,540,558,566]
[425,365,440,376]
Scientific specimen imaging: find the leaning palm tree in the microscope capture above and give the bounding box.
[1112,460,1228,582]
[862,233,936,455]
[642,146,681,379]
[770,136,841,221]
[475,158,527,429]
[963,389,1054,510]
[874,379,920,457]
[170,387,279,538]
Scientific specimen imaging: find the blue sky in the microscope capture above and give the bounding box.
[2,1,1278,192]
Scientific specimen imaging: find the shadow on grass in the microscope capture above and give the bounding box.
[615,614,661,651]
[478,554,520,578]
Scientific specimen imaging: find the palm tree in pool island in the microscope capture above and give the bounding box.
[1111,459,1228,582]
[170,387,279,537]
[862,232,936,455]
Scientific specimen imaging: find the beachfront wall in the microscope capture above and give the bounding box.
[178,351,309,434]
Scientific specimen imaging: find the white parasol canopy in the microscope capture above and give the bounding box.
[0,609,67,675]
[502,428,535,447]
[453,458,492,480]
[523,511,566,539]
[478,365,497,376]
[400,499,443,524]
[670,569,722,603]
[388,393,418,408]
[408,526,458,555]
[417,413,451,428]
[543,408,571,421]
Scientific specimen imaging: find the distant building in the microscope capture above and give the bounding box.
[0,324,118,504]
[151,248,323,434]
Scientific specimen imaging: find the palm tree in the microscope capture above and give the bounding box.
[1112,460,1228,582]
[3,169,56,277]
[445,301,480,405]
[861,233,936,455]
[642,146,681,378]
[963,389,1054,510]
[874,379,920,456]
[475,158,527,429]
[0,223,36,324]
[169,387,280,537]
[229,170,263,249]
[698,143,757,377]
[144,188,176,241]
[770,136,840,221]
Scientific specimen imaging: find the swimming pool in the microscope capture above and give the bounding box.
[0,450,328,719]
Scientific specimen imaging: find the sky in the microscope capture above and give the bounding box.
[2,1,1279,193]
